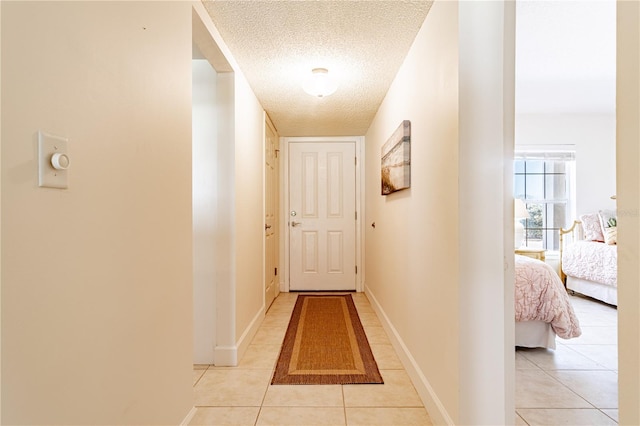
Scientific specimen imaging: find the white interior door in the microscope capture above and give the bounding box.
[264,119,278,309]
[289,142,356,291]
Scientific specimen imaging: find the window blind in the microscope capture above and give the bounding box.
[515,151,575,161]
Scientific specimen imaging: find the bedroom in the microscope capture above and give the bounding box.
[513,0,618,424]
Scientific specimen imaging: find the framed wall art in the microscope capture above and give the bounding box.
[381,120,411,195]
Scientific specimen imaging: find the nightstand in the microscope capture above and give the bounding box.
[515,247,546,261]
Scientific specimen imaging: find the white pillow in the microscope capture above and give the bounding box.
[580,213,604,242]
[599,209,617,245]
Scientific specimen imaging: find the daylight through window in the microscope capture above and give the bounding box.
[514,151,575,251]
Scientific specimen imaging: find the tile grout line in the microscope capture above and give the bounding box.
[598,407,619,423]
[193,292,433,425]
[256,299,289,426]
[515,410,532,426]
[342,385,347,426]
[516,294,619,424]
[534,354,609,412]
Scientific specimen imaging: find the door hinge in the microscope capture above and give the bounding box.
[355,211,357,220]
[355,266,358,274]
[275,267,278,276]
[355,156,357,166]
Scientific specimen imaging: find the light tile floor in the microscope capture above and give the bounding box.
[516,293,619,426]
[191,292,433,426]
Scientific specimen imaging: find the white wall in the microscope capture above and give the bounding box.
[516,113,617,215]
[515,0,617,217]
[364,1,460,423]
[192,3,266,366]
[193,58,218,364]
[458,2,515,423]
[1,2,193,424]
[213,72,237,364]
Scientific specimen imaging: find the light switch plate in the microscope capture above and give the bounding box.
[38,131,69,189]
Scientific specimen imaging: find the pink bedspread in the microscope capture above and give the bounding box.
[515,255,581,340]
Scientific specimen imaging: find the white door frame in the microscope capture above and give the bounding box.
[264,113,279,309]
[281,136,365,293]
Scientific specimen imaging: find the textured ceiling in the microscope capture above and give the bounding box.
[202,1,433,136]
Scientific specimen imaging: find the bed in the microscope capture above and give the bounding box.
[560,212,617,306]
[515,255,582,349]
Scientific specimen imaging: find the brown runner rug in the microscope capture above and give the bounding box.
[271,294,384,385]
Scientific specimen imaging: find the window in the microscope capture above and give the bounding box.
[514,151,575,251]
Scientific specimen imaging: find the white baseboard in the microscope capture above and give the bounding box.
[214,306,265,366]
[180,407,197,426]
[213,345,238,366]
[365,286,455,426]
[237,305,265,360]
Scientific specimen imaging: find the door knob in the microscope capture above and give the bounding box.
[291,221,302,227]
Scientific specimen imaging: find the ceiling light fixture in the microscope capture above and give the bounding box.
[302,68,338,98]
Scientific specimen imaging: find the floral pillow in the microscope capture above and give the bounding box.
[599,209,617,245]
[580,213,605,242]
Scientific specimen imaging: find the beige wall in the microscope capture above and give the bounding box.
[365,1,515,424]
[234,74,266,343]
[616,1,640,424]
[1,2,193,424]
[364,1,460,423]
[0,0,3,420]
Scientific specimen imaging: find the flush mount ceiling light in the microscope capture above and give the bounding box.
[302,68,338,98]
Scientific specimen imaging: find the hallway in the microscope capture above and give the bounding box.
[190,292,432,425]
